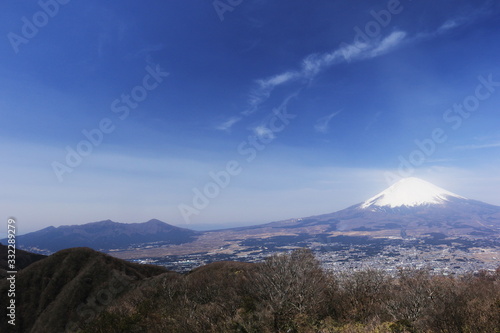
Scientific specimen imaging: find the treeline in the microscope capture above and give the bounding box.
[83,249,500,333]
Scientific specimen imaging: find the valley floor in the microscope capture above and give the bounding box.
[122,237,499,275]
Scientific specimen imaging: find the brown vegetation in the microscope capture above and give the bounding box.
[82,249,500,333]
[2,247,499,332]
[0,247,169,333]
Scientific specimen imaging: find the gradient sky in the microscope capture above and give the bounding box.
[1,0,500,235]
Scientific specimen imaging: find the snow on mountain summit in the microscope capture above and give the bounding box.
[361,177,466,209]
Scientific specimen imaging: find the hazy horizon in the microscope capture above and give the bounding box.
[2,1,500,235]
[3,175,500,238]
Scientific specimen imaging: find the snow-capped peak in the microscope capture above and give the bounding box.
[361,177,466,209]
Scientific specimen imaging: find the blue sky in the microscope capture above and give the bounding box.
[1,0,500,234]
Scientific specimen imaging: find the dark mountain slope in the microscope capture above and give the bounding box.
[0,247,173,333]
[0,243,46,279]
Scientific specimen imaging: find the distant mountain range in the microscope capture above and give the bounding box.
[5,178,500,257]
[1,219,199,254]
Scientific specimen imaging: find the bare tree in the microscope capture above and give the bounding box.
[337,268,392,323]
[385,268,434,330]
[250,248,329,331]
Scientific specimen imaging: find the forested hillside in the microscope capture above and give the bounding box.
[83,249,500,333]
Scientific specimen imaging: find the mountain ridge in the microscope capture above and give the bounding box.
[1,219,200,255]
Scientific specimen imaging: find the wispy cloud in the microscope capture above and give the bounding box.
[250,92,298,139]
[314,110,342,134]
[454,142,500,150]
[438,19,460,33]
[216,116,242,131]
[242,71,299,117]
[369,31,407,57]
[425,158,457,164]
[257,71,298,89]
[424,9,488,38]
[216,30,409,132]
[217,15,473,132]
[253,125,276,140]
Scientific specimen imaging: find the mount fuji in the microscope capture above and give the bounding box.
[143,177,499,264]
[250,177,500,240]
[360,177,466,209]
